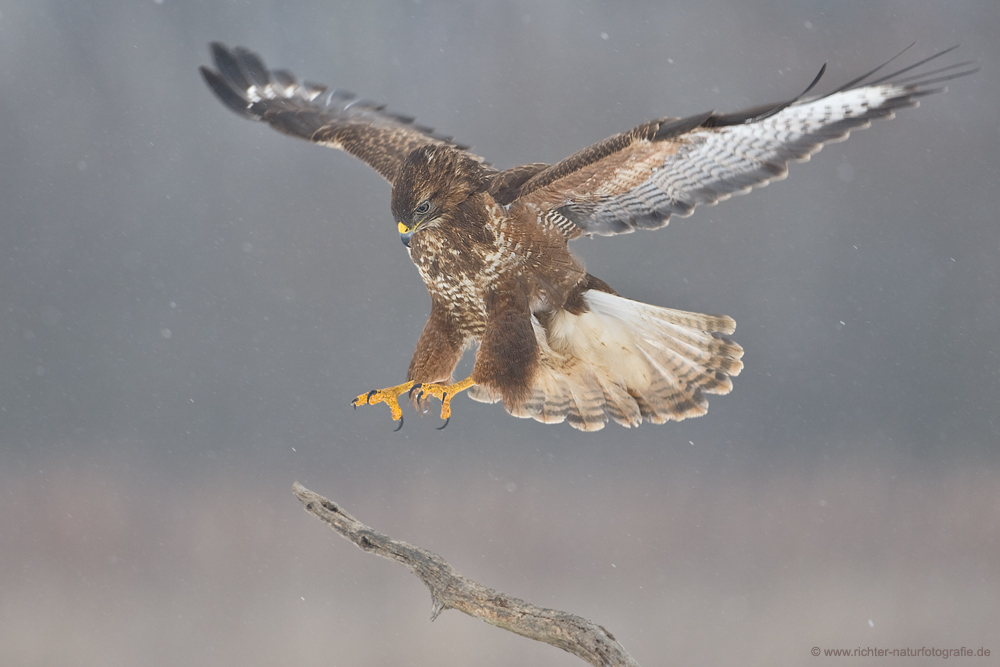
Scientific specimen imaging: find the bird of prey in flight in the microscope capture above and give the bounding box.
[201,43,973,431]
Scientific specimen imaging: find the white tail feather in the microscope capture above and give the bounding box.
[469,290,743,431]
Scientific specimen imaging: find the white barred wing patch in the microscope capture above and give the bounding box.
[566,82,934,236]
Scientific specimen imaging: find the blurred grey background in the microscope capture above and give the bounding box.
[1,1,998,665]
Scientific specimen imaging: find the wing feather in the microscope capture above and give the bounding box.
[511,46,976,239]
[199,43,486,183]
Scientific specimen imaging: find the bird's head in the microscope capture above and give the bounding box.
[391,144,490,247]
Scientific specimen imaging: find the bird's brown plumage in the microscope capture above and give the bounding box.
[200,43,975,430]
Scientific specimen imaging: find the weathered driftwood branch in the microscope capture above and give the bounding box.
[292,482,641,667]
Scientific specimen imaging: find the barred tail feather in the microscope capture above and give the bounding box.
[469,290,743,431]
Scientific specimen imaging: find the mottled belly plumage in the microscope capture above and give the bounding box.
[409,235,491,338]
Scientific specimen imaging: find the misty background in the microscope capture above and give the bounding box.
[1,1,998,665]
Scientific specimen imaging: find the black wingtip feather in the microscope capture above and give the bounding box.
[200,65,253,117]
[232,47,270,88]
[739,62,828,124]
[830,42,918,94]
[209,42,251,93]
[271,70,295,88]
[703,45,975,133]
[861,44,960,88]
[653,111,715,140]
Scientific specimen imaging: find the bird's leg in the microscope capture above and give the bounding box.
[413,376,476,424]
[352,380,415,429]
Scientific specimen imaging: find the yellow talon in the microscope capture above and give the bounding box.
[414,376,476,421]
[352,380,415,423]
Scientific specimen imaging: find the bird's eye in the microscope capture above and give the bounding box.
[414,200,431,216]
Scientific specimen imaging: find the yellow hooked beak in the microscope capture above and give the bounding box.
[398,221,415,247]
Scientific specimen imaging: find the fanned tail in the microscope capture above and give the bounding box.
[468,290,743,431]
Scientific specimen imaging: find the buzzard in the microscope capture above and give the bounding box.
[201,44,973,431]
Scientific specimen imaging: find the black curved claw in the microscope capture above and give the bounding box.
[393,415,404,432]
[353,389,376,408]
[436,416,450,431]
[408,383,423,400]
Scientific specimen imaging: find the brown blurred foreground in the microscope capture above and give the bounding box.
[1,449,996,667]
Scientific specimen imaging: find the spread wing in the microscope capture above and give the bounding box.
[199,43,487,184]
[505,45,977,239]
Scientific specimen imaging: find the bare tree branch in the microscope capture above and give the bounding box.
[292,482,641,667]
